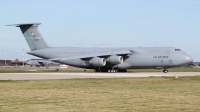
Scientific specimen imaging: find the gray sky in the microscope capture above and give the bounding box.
[0,0,200,61]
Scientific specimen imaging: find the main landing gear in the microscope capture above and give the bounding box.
[94,69,127,73]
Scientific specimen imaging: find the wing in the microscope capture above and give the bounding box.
[49,49,133,61]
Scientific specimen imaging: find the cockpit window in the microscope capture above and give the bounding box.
[175,49,181,51]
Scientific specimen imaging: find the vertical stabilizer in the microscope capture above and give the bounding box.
[7,23,49,51]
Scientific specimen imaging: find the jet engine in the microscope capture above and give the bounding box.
[107,55,123,64]
[89,57,106,67]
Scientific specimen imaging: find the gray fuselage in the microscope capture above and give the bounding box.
[27,47,193,69]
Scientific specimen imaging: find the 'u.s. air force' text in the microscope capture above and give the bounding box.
[153,56,168,58]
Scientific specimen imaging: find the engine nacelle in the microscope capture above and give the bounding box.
[107,55,123,64]
[89,57,106,67]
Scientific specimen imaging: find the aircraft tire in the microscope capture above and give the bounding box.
[119,69,127,72]
[105,69,108,72]
[163,69,168,73]
[117,69,126,72]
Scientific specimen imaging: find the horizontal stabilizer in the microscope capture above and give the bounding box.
[6,23,41,27]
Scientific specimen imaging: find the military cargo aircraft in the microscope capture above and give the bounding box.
[7,23,193,73]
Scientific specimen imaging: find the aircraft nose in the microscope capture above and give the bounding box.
[185,55,193,63]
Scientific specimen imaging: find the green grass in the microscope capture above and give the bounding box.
[0,68,200,73]
[0,77,200,112]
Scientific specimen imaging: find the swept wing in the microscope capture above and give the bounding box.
[50,49,133,61]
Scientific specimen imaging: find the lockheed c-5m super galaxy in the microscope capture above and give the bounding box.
[7,23,193,73]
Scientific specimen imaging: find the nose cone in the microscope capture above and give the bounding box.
[185,55,193,64]
[175,54,193,66]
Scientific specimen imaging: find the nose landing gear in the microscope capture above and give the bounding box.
[163,69,168,73]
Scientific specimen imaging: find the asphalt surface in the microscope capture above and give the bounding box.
[0,72,200,80]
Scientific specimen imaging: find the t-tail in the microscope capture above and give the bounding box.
[6,23,49,51]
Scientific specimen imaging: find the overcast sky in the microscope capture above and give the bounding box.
[0,0,200,61]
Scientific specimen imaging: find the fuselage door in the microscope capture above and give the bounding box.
[169,60,173,65]
[161,59,172,66]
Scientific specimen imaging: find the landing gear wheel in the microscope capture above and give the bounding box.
[94,69,100,72]
[163,69,168,73]
[110,70,116,73]
[117,69,127,72]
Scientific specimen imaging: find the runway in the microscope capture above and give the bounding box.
[0,72,200,80]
